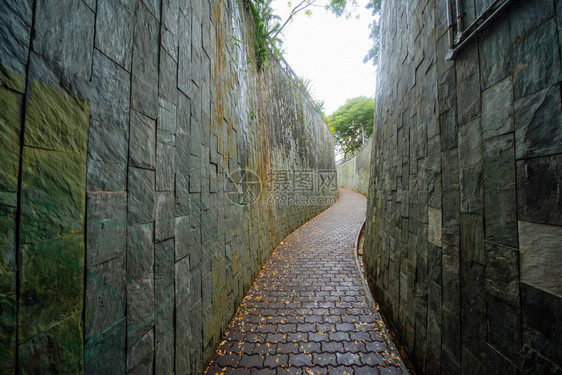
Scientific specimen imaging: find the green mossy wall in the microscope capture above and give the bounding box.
[0,0,336,373]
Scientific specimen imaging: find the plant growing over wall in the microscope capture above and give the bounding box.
[295,75,326,117]
[246,0,333,68]
[245,0,381,69]
[245,0,283,69]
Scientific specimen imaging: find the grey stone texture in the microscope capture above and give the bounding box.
[95,0,134,71]
[87,50,130,191]
[33,0,95,80]
[364,0,562,373]
[336,139,372,196]
[0,0,32,92]
[86,192,127,266]
[0,0,337,372]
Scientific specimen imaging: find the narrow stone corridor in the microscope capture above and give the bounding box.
[2,0,560,372]
[205,189,406,374]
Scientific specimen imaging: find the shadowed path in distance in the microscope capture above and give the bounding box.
[205,189,407,374]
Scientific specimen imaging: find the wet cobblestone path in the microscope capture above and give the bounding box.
[205,189,407,374]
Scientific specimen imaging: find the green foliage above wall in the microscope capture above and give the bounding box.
[327,96,375,157]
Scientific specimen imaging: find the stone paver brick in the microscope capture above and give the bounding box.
[276,368,303,374]
[335,352,361,367]
[250,368,277,375]
[252,369,276,375]
[226,368,252,375]
[239,354,265,368]
[253,343,278,356]
[309,332,329,342]
[379,367,403,375]
[321,341,344,353]
[299,342,321,354]
[289,354,313,367]
[231,342,255,355]
[266,333,287,343]
[354,366,381,375]
[205,190,407,374]
[328,332,350,342]
[214,353,242,368]
[277,342,300,354]
[306,367,328,375]
[325,366,353,375]
[206,365,224,374]
[342,341,366,353]
[312,353,338,367]
[359,352,386,367]
[264,354,289,368]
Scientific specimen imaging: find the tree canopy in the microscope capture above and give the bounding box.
[327,96,375,158]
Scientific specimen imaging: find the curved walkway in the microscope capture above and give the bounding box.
[205,189,407,374]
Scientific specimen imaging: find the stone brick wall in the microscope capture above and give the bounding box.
[336,139,372,196]
[0,0,336,373]
[363,0,562,373]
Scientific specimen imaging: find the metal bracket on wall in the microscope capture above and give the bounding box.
[446,0,517,60]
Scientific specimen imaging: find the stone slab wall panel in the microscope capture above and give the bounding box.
[336,139,372,196]
[0,0,336,373]
[364,0,562,373]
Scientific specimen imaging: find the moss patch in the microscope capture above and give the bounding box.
[0,193,17,296]
[0,294,17,374]
[0,86,23,193]
[25,80,89,154]
[0,65,25,93]
[20,148,87,243]
[19,235,84,341]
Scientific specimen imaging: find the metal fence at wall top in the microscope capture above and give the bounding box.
[336,136,373,166]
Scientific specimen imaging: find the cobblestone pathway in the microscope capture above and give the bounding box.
[205,189,407,374]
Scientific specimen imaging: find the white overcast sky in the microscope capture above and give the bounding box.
[271,0,377,115]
